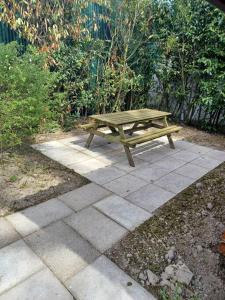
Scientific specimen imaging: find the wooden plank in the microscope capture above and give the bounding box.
[121,126,182,147]
[90,109,171,126]
[124,145,135,167]
[79,123,107,131]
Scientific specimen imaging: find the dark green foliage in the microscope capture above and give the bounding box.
[0,42,60,148]
[149,0,225,132]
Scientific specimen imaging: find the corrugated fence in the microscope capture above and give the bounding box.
[0,21,28,45]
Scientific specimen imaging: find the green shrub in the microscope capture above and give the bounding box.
[0,42,60,148]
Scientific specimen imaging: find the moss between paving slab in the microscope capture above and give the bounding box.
[0,144,89,216]
[106,162,225,300]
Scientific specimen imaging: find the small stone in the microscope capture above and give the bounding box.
[165,247,176,262]
[161,271,169,281]
[160,279,172,287]
[127,281,132,286]
[140,280,145,286]
[201,210,208,217]
[196,182,203,189]
[145,269,159,285]
[130,267,140,275]
[127,253,132,258]
[175,263,193,285]
[207,202,213,210]
[196,245,203,252]
[139,272,147,281]
[164,265,175,279]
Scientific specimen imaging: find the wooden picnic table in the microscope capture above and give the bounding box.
[80,109,181,167]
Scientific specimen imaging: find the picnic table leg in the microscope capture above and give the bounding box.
[117,125,135,167]
[124,145,135,167]
[163,117,175,149]
[85,133,94,148]
[85,123,98,148]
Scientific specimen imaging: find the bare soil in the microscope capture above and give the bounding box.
[106,125,225,300]
[0,144,88,216]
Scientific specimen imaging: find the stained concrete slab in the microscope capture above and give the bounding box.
[173,140,194,150]
[58,183,111,211]
[203,149,225,162]
[137,145,180,163]
[64,207,128,252]
[192,156,222,170]
[0,268,73,300]
[113,158,148,173]
[103,174,147,197]
[170,150,200,163]
[130,163,171,182]
[125,183,175,213]
[0,240,44,294]
[155,172,195,194]
[186,144,211,155]
[66,255,156,300]
[70,158,111,174]
[94,195,151,230]
[154,156,187,172]
[175,163,209,180]
[32,140,68,152]
[7,198,73,236]
[25,221,100,282]
[0,218,20,249]
[85,166,126,184]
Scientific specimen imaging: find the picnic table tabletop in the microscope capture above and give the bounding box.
[90,108,171,126]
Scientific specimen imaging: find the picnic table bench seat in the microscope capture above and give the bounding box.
[79,123,94,130]
[79,123,106,130]
[121,125,182,148]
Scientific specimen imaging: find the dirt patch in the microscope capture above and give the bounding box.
[106,162,225,300]
[174,124,225,151]
[0,144,89,216]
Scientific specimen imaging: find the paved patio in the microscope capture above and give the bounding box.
[1,133,225,299]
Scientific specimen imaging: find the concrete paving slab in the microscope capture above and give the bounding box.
[0,240,44,294]
[191,156,222,170]
[58,183,111,211]
[154,156,187,172]
[25,221,99,282]
[66,255,156,300]
[0,218,20,249]
[32,141,67,152]
[155,172,194,194]
[82,144,117,158]
[103,174,147,197]
[7,198,73,237]
[70,158,111,174]
[203,149,225,162]
[170,150,200,162]
[0,268,73,300]
[58,151,93,166]
[126,183,175,213]
[175,163,209,180]
[85,166,126,184]
[186,144,211,155]
[137,148,170,163]
[64,207,128,252]
[94,152,126,164]
[137,144,180,163]
[114,159,148,173]
[60,134,89,144]
[174,140,194,150]
[130,163,171,182]
[94,195,151,230]
[35,145,91,166]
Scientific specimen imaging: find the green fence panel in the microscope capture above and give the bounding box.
[0,21,28,45]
